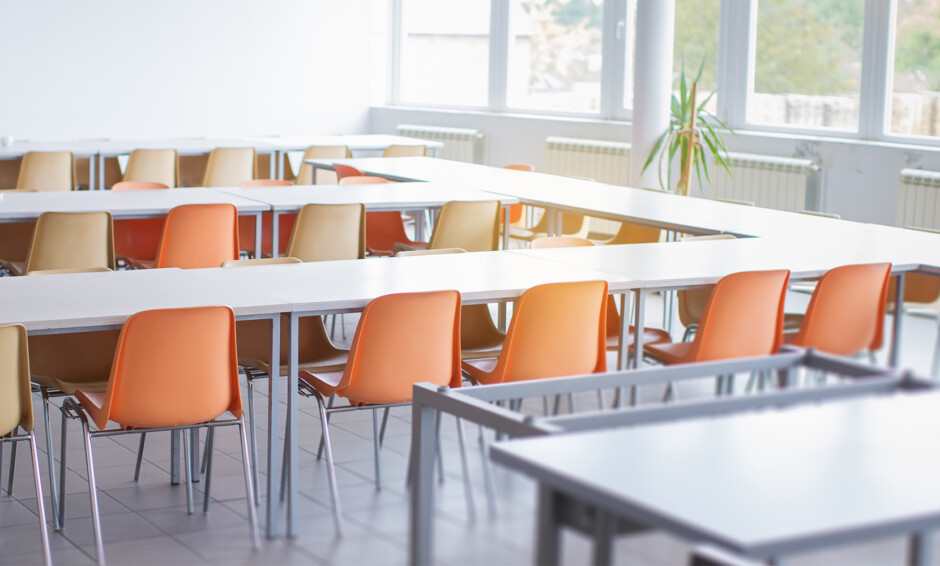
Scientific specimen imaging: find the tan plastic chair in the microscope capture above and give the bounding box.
[16,151,74,191]
[508,208,589,242]
[383,144,427,157]
[594,221,661,246]
[296,146,351,185]
[123,149,179,188]
[0,324,52,565]
[394,247,505,359]
[394,200,501,254]
[1,211,115,276]
[202,147,256,187]
[285,203,366,262]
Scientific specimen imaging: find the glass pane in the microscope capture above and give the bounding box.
[508,0,604,113]
[399,0,490,107]
[750,0,864,131]
[623,0,637,109]
[672,0,721,113]
[890,0,940,138]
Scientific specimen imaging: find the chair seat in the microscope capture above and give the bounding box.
[32,374,108,395]
[507,227,537,240]
[461,357,499,384]
[391,241,429,255]
[240,349,349,380]
[643,341,694,365]
[606,326,672,350]
[74,390,108,430]
[298,370,344,398]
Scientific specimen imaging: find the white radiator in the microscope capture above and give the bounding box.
[708,153,821,212]
[543,137,630,186]
[396,124,483,163]
[897,168,940,229]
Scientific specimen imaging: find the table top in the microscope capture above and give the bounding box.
[191,251,620,313]
[211,182,518,212]
[91,138,278,157]
[0,188,269,220]
[491,388,940,559]
[0,140,100,159]
[241,134,443,152]
[0,268,289,332]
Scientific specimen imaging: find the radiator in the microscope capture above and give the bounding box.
[707,153,821,212]
[897,168,940,229]
[543,137,631,237]
[396,124,483,163]
[543,137,630,186]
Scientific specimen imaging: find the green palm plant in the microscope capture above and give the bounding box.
[642,60,733,196]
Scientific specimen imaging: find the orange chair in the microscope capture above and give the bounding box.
[786,263,891,358]
[501,164,533,225]
[462,280,608,385]
[297,290,463,533]
[339,175,420,255]
[236,179,294,257]
[333,163,364,180]
[0,324,52,565]
[644,269,790,365]
[59,306,259,565]
[111,182,170,265]
[134,203,240,269]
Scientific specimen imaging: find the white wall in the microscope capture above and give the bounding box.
[371,106,940,226]
[0,0,375,140]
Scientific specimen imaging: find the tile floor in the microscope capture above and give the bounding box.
[2,292,940,565]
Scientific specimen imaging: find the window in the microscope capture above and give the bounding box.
[749,0,864,132]
[673,0,720,113]
[507,0,605,113]
[890,0,940,139]
[397,0,491,107]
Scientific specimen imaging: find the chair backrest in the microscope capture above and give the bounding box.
[428,200,501,252]
[333,164,364,180]
[530,236,594,249]
[685,270,791,362]
[285,203,366,262]
[201,147,256,187]
[677,234,737,327]
[239,179,293,188]
[383,145,427,158]
[111,181,169,191]
[26,211,115,273]
[16,151,74,191]
[603,222,662,246]
[487,281,607,383]
[791,263,891,355]
[90,306,241,430]
[0,324,32,435]
[155,203,240,269]
[339,176,391,185]
[297,146,350,185]
[336,290,461,405]
[220,257,302,268]
[123,149,179,188]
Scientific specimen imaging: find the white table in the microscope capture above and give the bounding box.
[0,188,271,257]
[241,135,444,180]
[212,182,519,255]
[491,389,940,565]
[190,251,624,537]
[0,268,289,537]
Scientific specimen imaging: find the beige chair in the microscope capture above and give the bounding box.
[428,200,501,251]
[395,247,505,359]
[383,144,427,157]
[202,147,256,187]
[296,146,351,185]
[2,211,115,276]
[16,151,74,191]
[0,324,52,565]
[285,203,366,262]
[594,222,661,246]
[123,149,179,187]
[508,208,589,242]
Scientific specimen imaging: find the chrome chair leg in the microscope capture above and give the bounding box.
[203,426,214,513]
[134,433,146,481]
[57,406,69,528]
[244,369,260,505]
[28,432,52,566]
[182,430,194,515]
[372,409,382,490]
[6,429,15,495]
[237,419,261,549]
[314,393,344,535]
[79,415,105,566]
[316,395,336,460]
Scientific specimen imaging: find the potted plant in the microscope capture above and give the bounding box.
[642,60,733,196]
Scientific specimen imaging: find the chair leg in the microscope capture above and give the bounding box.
[434,412,444,484]
[203,427,215,513]
[39,394,61,527]
[314,395,344,535]
[28,433,52,566]
[372,409,383,491]
[79,417,105,566]
[134,433,146,481]
[236,419,262,549]
[182,429,195,515]
[378,407,390,448]
[454,417,476,521]
[280,422,290,503]
[245,372,260,505]
[57,407,69,528]
[478,427,497,517]
[316,395,336,460]
[6,429,16,496]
